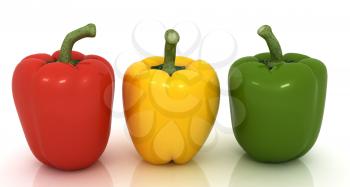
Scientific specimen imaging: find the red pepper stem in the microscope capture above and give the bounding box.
[58,24,96,64]
[162,29,180,75]
[258,25,283,68]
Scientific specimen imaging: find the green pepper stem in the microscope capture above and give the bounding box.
[58,24,96,64]
[258,25,283,68]
[162,29,180,75]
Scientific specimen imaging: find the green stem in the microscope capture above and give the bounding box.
[258,25,283,68]
[162,29,180,75]
[58,24,96,64]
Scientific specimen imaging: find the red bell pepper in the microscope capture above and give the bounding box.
[12,24,114,170]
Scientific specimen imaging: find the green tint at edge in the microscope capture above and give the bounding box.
[228,25,327,163]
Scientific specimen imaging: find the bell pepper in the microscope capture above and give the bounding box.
[12,24,114,170]
[228,25,327,162]
[123,29,220,164]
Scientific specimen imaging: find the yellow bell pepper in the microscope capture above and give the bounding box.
[123,29,220,164]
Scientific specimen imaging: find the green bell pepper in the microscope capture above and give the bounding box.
[228,25,327,163]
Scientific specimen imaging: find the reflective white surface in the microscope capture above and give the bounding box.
[33,162,113,187]
[1,127,349,187]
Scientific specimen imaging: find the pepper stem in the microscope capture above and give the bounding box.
[162,29,180,75]
[258,25,283,68]
[58,24,96,64]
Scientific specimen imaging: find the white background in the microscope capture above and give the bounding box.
[0,0,349,186]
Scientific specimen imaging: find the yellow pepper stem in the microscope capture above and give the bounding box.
[151,29,185,76]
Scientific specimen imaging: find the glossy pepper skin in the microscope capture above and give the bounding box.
[123,30,220,164]
[12,24,114,170]
[228,25,327,162]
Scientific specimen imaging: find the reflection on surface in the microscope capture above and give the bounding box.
[231,155,313,187]
[33,161,113,187]
[131,160,209,187]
